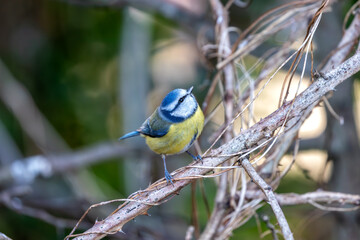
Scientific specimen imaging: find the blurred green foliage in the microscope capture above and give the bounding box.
[0,1,126,239]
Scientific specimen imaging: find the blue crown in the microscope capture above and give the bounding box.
[160,89,185,109]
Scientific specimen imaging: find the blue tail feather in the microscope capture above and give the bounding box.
[118,131,140,140]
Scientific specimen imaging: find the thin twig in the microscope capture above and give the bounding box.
[262,215,279,240]
[218,0,321,69]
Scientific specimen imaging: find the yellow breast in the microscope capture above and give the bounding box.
[145,106,204,155]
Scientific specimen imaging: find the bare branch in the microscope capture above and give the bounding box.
[245,190,360,208]
[323,12,360,71]
[68,44,360,240]
[0,186,87,229]
[0,232,12,240]
[241,158,293,240]
[0,142,139,185]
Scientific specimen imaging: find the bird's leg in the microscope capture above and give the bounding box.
[162,154,174,186]
[186,151,202,163]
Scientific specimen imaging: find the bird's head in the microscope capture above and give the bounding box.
[158,86,198,123]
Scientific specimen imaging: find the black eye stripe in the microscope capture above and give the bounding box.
[171,95,187,112]
[160,94,198,123]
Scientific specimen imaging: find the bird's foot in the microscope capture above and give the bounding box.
[194,154,203,163]
[164,169,174,186]
[186,151,203,164]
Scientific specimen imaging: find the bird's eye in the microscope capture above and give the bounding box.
[179,97,184,103]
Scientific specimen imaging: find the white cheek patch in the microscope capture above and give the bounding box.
[170,96,196,118]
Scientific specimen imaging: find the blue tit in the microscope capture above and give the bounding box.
[119,86,204,185]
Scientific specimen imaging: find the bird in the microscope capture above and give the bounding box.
[119,86,204,185]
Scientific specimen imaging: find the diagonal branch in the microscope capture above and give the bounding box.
[0,232,12,240]
[0,59,68,152]
[241,158,293,240]
[68,44,360,240]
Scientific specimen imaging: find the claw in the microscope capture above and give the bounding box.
[186,151,203,163]
[164,169,174,186]
[196,154,203,163]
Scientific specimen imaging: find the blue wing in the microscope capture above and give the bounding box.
[139,109,170,138]
[118,108,170,140]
